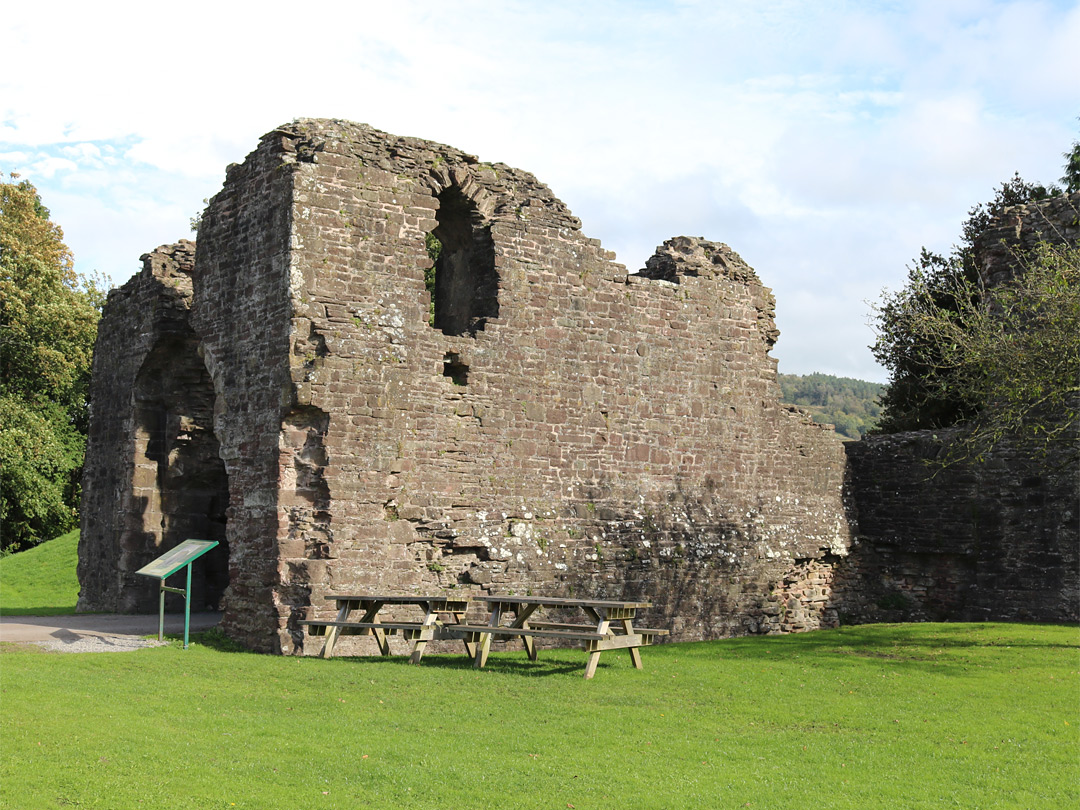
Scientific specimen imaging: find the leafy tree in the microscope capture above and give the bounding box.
[0,174,103,551]
[872,171,1062,434]
[1063,136,1080,193]
[873,240,1078,461]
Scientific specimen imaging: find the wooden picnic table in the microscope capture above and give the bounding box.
[446,595,668,679]
[300,593,668,679]
[300,594,473,663]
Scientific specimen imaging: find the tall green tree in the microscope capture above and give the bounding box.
[874,241,1078,460]
[1063,136,1080,193]
[873,172,1062,434]
[0,175,103,551]
[871,137,1079,460]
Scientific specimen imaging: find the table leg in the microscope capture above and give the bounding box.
[321,600,353,658]
[409,603,440,665]
[474,602,503,669]
[623,618,643,669]
[450,611,476,658]
[511,603,541,661]
[583,613,611,680]
[355,601,390,656]
[371,620,391,656]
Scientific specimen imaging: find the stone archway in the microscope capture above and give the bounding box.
[120,328,230,612]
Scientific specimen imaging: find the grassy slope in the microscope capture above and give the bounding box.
[2,622,1077,809]
[0,529,80,615]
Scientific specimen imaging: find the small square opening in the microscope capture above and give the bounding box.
[443,353,468,386]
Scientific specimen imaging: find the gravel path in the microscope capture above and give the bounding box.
[0,612,222,652]
[31,636,171,653]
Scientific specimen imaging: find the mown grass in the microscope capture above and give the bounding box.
[0,529,80,615]
[2,622,1077,809]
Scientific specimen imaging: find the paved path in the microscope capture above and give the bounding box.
[0,612,222,650]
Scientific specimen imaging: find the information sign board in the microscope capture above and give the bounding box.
[135,539,218,580]
[135,539,220,649]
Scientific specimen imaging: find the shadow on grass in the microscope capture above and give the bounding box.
[0,605,79,617]
[379,653,589,678]
[189,622,1079,681]
[187,626,258,653]
[663,622,1080,674]
[190,627,607,678]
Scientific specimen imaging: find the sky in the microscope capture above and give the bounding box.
[3,0,1078,382]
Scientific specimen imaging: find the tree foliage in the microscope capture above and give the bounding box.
[872,149,1080,460]
[872,169,1065,436]
[874,241,1078,460]
[777,372,884,439]
[1063,127,1080,193]
[0,175,103,551]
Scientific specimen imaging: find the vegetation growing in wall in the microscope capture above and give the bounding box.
[777,373,884,439]
[424,232,441,325]
[0,175,103,552]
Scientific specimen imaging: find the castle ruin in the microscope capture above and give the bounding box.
[78,119,852,652]
[77,120,1078,653]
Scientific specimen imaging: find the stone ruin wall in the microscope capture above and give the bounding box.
[77,241,230,614]
[79,119,852,653]
[79,122,1077,652]
[838,429,1077,624]
[837,192,1080,625]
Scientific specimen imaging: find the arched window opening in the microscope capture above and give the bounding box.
[427,185,497,336]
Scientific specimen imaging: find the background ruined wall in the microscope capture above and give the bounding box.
[837,192,1079,625]
[839,429,1078,623]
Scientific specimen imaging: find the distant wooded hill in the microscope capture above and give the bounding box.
[778,373,885,440]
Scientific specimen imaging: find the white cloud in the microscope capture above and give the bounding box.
[27,156,79,178]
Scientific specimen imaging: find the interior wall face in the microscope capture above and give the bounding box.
[839,429,1078,624]
[78,242,232,614]
[125,333,229,612]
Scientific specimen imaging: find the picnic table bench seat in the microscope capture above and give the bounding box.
[527,621,670,638]
[301,619,439,640]
[446,624,607,642]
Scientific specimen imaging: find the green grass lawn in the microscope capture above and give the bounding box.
[0,529,80,615]
[2,622,1077,809]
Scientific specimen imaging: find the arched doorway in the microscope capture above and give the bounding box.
[121,328,229,612]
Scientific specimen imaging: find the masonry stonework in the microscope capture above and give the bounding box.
[79,119,853,652]
[837,191,1080,625]
[839,429,1078,623]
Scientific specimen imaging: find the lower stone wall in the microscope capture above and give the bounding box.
[838,429,1079,624]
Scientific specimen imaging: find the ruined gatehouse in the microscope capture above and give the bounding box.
[78,118,856,653]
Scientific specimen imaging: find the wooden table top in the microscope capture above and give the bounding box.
[323,594,651,610]
[474,595,651,610]
[326,594,470,606]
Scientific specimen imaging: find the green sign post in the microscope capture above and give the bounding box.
[135,539,220,649]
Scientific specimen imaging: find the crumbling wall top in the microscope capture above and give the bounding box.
[975,191,1080,289]
[264,118,584,234]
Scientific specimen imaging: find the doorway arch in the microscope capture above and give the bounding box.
[121,328,230,612]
